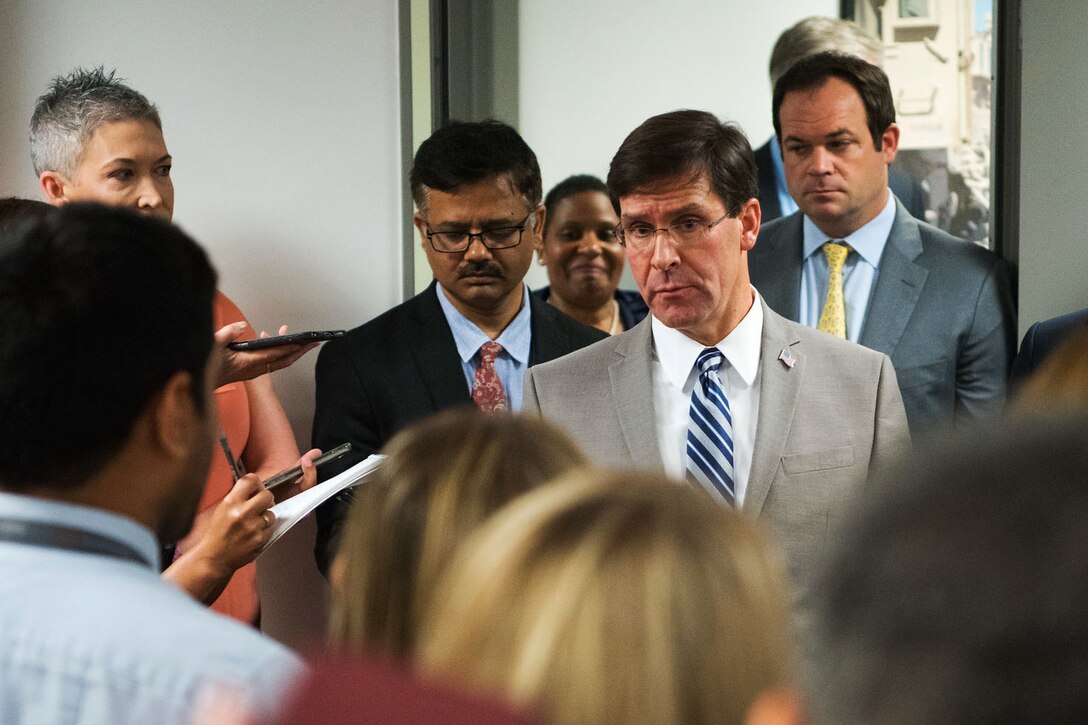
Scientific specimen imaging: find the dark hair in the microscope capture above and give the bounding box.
[542,174,608,236]
[410,120,542,217]
[812,415,1088,724]
[0,203,216,491]
[0,198,54,233]
[772,51,895,150]
[607,110,757,217]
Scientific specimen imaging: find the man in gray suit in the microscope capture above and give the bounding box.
[750,52,1015,436]
[525,110,910,597]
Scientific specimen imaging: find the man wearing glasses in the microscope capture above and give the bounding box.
[311,120,605,573]
[525,110,909,611]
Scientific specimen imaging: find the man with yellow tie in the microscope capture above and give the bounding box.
[751,52,1015,435]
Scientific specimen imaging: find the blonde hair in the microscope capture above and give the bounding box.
[418,470,792,725]
[769,16,883,85]
[1014,326,1088,413]
[328,408,587,658]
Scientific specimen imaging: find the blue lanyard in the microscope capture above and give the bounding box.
[0,518,151,568]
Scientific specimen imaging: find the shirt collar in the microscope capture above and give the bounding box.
[802,191,897,267]
[651,288,764,389]
[435,282,533,364]
[0,491,160,570]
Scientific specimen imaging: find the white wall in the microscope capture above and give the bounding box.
[517,0,836,289]
[0,0,405,648]
[1018,2,1088,333]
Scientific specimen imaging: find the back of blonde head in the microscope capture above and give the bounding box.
[329,408,587,658]
[418,470,792,725]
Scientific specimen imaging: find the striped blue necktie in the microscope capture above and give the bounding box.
[686,347,736,506]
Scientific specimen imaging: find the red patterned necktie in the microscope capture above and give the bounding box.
[472,341,507,413]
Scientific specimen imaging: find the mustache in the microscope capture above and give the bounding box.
[457,262,503,278]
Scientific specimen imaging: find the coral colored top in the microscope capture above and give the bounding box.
[175,291,259,624]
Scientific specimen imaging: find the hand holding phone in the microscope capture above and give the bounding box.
[263,443,353,491]
[228,330,345,351]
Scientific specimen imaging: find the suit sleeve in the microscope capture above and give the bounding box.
[870,354,911,485]
[955,258,1016,422]
[311,339,380,576]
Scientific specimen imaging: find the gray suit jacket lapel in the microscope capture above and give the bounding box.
[858,200,928,357]
[608,318,663,470]
[745,300,804,514]
[755,213,804,321]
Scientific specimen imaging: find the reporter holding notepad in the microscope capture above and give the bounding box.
[31,67,320,623]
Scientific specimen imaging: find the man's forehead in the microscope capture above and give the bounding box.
[619,173,718,216]
[423,174,532,222]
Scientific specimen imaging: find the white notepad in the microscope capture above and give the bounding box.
[260,454,384,554]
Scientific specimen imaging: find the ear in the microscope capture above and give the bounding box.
[738,197,761,252]
[39,171,70,206]
[148,371,199,460]
[534,218,548,266]
[530,204,546,246]
[880,123,900,164]
[413,213,429,250]
[744,690,804,725]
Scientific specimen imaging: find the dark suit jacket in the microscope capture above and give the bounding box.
[533,286,650,330]
[750,200,1016,435]
[311,282,607,572]
[754,138,927,222]
[1010,307,1088,384]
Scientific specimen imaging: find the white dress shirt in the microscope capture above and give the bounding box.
[0,492,302,725]
[798,192,896,342]
[651,292,763,505]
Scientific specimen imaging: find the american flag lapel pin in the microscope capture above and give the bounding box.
[778,348,796,369]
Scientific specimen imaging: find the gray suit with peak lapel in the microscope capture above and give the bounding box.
[524,297,910,601]
[750,200,1015,435]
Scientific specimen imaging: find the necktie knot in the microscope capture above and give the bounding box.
[696,347,723,375]
[479,341,503,364]
[473,341,507,414]
[822,241,851,270]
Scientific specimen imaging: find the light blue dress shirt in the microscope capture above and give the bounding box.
[0,492,302,725]
[768,137,800,217]
[435,282,533,411]
[798,193,897,343]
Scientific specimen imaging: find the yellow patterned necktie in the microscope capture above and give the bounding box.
[817,241,851,339]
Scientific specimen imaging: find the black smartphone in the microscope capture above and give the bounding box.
[263,442,353,491]
[227,329,345,351]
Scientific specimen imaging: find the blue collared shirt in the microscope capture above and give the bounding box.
[798,192,897,343]
[0,492,302,724]
[435,282,533,411]
[768,137,800,217]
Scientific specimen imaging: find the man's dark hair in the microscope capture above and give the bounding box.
[607,110,757,217]
[0,203,216,491]
[0,197,54,233]
[772,51,896,150]
[811,415,1088,724]
[542,174,608,235]
[410,120,542,218]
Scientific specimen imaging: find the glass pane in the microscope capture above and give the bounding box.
[899,0,930,18]
[855,0,996,246]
